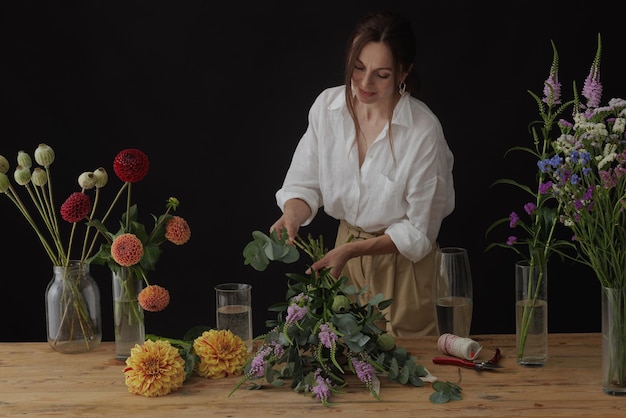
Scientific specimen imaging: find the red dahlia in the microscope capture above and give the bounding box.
[60,192,91,223]
[113,149,149,183]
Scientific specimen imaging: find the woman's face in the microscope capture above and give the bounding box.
[351,41,397,105]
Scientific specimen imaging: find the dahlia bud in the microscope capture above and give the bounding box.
[0,172,10,193]
[331,294,352,313]
[13,165,31,186]
[78,171,96,190]
[34,143,55,167]
[31,167,48,187]
[0,155,9,174]
[17,150,32,169]
[92,167,108,188]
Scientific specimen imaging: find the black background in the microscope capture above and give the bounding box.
[2,0,623,342]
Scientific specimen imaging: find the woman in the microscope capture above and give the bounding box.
[270,10,455,337]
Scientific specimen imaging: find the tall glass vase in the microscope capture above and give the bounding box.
[515,260,548,366]
[601,286,626,395]
[45,260,102,353]
[112,267,145,360]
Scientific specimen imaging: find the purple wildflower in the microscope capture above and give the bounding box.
[509,212,520,228]
[582,35,603,109]
[352,358,375,385]
[507,236,517,245]
[286,304,308,325]
[318,323,338,349]
[310,369,332,402]
[249,345,272,378]
[524,202,536,215]
[542,40,561,105]
[539,181,553,194]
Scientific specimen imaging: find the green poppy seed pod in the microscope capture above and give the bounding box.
[331,294,351,313]
[0,172,10,193]
[34,143,55,167]
[78,171,96,190]
[92,167,108,188]
[0,155,9,174]
[13,165,31,186]
[31,167,48,187]
[17,150,32,169]
[376,333,396,352]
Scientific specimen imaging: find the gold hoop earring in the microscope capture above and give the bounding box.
[398,82,406,95]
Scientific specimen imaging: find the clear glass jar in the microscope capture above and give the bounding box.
[45,260,102,353]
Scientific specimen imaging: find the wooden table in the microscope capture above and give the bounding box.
[1,333,625,417]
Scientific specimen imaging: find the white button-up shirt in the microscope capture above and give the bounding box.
[276,85,455,262]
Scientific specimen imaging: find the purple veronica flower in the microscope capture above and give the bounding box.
[542,40,561,105]
[507,236,517,245]
[249,345,272,378]
[310,368,332,402]
[318,323,338,349]
[286,304,308,325]
[582,36,603,109]
[352,358,375,384]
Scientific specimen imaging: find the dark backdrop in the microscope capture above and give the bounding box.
[2,1,622,342]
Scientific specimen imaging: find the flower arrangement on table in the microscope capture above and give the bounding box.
[86,148,191,355]
[488,33,626,385]
[0,144,191,352]
[232,230,461,405]
[528,35,626,388]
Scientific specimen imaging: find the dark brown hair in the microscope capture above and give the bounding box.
[344,11,420,144]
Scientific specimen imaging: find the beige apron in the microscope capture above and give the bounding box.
[336,220,438,337]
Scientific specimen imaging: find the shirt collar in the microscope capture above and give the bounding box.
[329,88,413,128]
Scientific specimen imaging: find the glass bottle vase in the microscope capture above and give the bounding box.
[45,260,102,353]
[601,286,626,395]
[112,267,145,360]
[515,260,548,366]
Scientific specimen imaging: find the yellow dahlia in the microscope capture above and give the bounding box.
[123,339,185,397]
[193,329,248,379]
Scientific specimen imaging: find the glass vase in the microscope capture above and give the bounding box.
[112,267,145,360]
[45,260,102,353]
[515,260,548,366]
[601,286,626,395]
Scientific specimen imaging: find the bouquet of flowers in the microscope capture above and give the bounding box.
[232,230,462,405]
[485,38,579,360]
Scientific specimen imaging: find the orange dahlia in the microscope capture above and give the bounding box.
[124,339,185,397]
[165,215,191,245]
[138,285,170,312]
[193,329,248,379]
[111,233,144,266]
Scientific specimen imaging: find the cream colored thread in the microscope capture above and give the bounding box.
[437,333,482,360]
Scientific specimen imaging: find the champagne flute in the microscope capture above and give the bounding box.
[434,247,473,337]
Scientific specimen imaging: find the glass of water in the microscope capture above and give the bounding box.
[434,247,473,338]
[215,283,253,352]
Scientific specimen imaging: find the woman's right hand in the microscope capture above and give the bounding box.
[270,198,311,245]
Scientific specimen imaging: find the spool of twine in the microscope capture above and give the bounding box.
[437,333,481,360]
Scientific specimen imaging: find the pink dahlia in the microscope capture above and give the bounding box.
[60,192,91,223]
[111,233,144,266]
[138,285,170,312]
[113,149,149,183]
[165,216,191,245]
